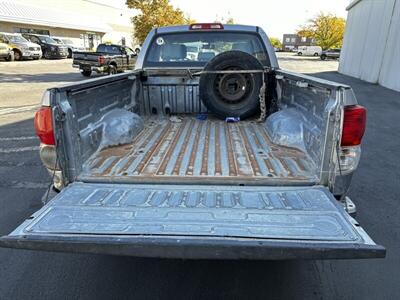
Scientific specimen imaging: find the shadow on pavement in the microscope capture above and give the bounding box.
[0,72,104,83]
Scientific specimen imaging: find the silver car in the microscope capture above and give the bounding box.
[0,32,42,60]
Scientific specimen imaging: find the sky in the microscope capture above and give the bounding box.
[94,0,350,39]
[170,0,350,39]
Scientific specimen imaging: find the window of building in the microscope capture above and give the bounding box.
[18,28,50,36]
[301,37,307,42]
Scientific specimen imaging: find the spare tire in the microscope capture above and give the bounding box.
[199,50,264,120]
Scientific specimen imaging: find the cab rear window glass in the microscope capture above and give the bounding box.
[97,45,121,54]
[144,32,268,68]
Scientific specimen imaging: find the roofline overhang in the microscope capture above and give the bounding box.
[346,0,363,11]
[0,16,110,33]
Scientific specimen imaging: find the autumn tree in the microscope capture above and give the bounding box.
[297,13,346,50]
[126,0,193,44]
[269,37,282,49]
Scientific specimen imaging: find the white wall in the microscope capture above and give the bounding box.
[339,0,400,92]
[16,0,136,47]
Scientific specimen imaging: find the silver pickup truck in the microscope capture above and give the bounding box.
[0,24,385,260]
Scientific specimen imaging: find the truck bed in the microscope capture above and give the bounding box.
[81,117,317,185]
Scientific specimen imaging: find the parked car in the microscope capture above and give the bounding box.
[52,37,86,58]
[0,32,42,60]
[0,23,385,261]
[0,41,13,61]
[22,33,68,59]
[297,46,322,56]
[73,43,137,77]
[321,48,341,60]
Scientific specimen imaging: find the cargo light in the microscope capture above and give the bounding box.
[341,105,366,146]
[34,107,55,145]
[189,23,224,30]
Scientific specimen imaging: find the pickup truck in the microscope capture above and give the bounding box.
[0,24,385,260]
[73,43,137,77]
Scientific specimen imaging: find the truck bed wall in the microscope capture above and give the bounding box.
[53,71,340,185]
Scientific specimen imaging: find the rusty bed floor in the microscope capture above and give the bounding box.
[82,117,317,184]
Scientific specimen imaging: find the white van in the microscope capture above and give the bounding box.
[297,46,322,56]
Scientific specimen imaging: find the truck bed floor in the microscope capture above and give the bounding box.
[82,117,317,184]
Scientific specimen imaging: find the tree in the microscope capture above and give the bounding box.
[126,0,194,44]
[297,13,346,50]
[269,37,282,49]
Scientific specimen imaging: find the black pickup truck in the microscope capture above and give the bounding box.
[73,43,137,77]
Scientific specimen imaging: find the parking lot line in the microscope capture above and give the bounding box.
[0,146,40,153]
[0,136,37,141]
[0,105,39,116]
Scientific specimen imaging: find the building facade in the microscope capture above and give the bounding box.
[0,0,136,49]
[282,34,315,51]
[339,0,400,92]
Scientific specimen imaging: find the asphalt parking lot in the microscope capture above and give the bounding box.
[0,54,399,299]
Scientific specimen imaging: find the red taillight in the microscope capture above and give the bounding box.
[341,105,366,146]
[34,107,55,145]
[189,23,224,30]
[98,55,105,64]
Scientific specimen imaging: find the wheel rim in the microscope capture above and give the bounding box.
[214,67,252,104]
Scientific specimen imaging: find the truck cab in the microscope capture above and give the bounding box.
[72,43,137,77]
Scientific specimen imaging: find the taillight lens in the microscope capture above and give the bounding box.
[98,55,105,64]
[341,105,366,146]
[34,107,55,145]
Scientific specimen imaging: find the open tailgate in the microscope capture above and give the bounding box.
[0,183,385,260]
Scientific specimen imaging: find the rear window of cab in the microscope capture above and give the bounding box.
[144,31,269,68]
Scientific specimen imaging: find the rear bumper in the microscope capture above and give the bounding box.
[47,53,67,59]
[0,235,386,260]
[22,51,42,59]
[73,64,107,73]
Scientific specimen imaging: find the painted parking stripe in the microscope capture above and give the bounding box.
[0,136,37,141]
[0,146,40,153]
[0,105,39,116]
